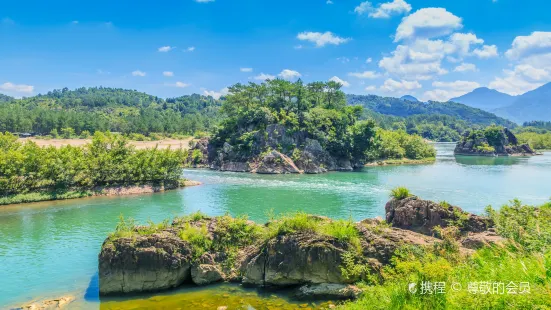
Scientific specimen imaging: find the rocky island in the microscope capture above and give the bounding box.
[184,80,436,174]
[454,125,537,156]
[98,192,503,300]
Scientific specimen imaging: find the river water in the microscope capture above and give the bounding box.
[1,143,550,308]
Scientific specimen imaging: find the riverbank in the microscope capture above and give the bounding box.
[364,157,436,166]
[0,180,201,206]
[18,137,194,150]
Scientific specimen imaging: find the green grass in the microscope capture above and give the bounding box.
[390,187,413,200]
[178,223,212,259]
[0,190,93,205]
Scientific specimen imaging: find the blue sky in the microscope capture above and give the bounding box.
[2,0,551,100]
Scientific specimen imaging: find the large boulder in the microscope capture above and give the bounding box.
[385,196,491,235]
[98,233,193,295]
[253,150,302,174]
[241,233,355,286]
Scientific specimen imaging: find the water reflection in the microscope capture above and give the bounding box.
[454,155,522,166]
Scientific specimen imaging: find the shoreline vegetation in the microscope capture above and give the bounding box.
[0,132,199,206]
[97,188,551,309]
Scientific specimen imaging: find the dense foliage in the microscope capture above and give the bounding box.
[211,80,434,163]
[0,131,185,195]
[516,131,551,150]
[0,87,222,136]
[0,94,13,103]
[522,121,551,131]
[368,129,436,160]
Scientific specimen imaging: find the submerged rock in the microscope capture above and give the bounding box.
[16,296,74,310]
[294,283,362,300]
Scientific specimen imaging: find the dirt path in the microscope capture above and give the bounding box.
[18,137,194,150]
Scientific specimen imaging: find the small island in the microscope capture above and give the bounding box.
[454,125,538,156]
[185,80,436,174]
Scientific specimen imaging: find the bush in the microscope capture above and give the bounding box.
[390,187,412,200]
[178,223,212,259]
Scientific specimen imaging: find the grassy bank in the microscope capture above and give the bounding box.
[339,198,551,310]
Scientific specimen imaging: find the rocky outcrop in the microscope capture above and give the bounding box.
[186,138,210,168]
[252,150,302,174]
[99,197,504,299]
[98,233,193,295]
[207,124,359,174]
[240,233,356,286]
[385,196,491,235]
[454,127,537,156]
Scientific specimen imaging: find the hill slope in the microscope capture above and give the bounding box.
[347,94,517,128]
[450,87,516,111]
[493,83,551,123]
[0,94,14,103]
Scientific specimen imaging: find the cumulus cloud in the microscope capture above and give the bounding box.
[473,45,498,58]
[132,70,146,77]
[163,71,174,77]
[348,71,380,79]
[395,8,462,42]
[489,32,551,95]
[240,68,253,72]
[297,31,350,47]
[204,87,229,99]
[366,0,412,18]
[380,78,421,93]
[0,82,34,96]
[158,46,174,52]
[423,80,480,101]
[449,33,484,56]
[278,69,301,80]
[454,63,477,72]
[254,73,276,81]
[174,81,190,88]
[329,76,350,87]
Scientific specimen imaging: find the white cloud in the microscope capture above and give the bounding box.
[163,71,174,77]
[490,65,551,95]
[158,46,174,52]
[365,85,377,91]
[297,31,350,47]
[348,71,380,79]
[378,40,450,80]
[327,0,333,4]
[454,63,477,72]
[132,70,146,77]
[369,0,412,18]
[0,82,34,96]
[337,57,350,63]
[395,8,462,42]
[254,73,276,81]
[449,33,484,55]
[186,46,196,52]
[240,68,253,72]
[380,78,421,93]
[354,2,372,15]
[294,45,304,49]
[204,87,229,99]
[423,80,480,101]
[329,76,350,87]
[174,81,190,88]
[473,45,498,58]
[195,0,214,2]
[366,57,373,63]
[278,69,302,80]
[505,32,551,61]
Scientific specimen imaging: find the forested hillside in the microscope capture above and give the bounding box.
[348,94,517,142]
[0,87,222,135]
[0,94,13,103]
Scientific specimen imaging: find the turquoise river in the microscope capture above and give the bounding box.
[1,143,551,309]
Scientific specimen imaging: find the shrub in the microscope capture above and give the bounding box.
[390,187,412,200]
[178,223,212,259]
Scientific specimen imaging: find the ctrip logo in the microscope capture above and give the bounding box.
[408,283,417,294]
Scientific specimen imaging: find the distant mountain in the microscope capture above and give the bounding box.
[450,87,516,111]
[400,95,419,102]
[346,94,517,128]
[493,82,551,123]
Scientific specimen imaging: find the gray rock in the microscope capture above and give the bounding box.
[254,150,302,174]
[191,264,224,285]
[295,283,362,300]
